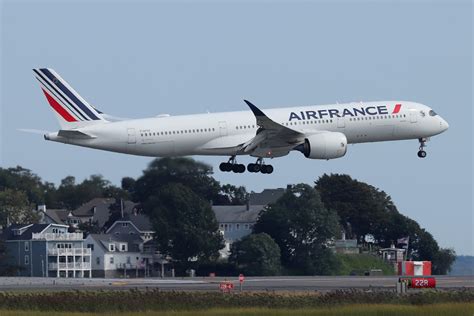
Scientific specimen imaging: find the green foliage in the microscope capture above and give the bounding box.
[254,184,341,275]
[217,184,248,205]
[0,189,39,226]
[316,174,456,275]
[0,289,472,312]
[229,233,281,276]
[146,183,224,274]
[335,254,395,276]
[56,175,127,210]
[133,157,221,203]
[0,166,46,205]
[0,240,18,276]
[77,220,101,235]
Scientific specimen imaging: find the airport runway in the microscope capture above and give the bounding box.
[0,275,472,292]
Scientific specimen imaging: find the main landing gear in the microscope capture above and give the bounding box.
[417,138,427,158]
[247,158,274,174]
[219,157,274,174]
[219,156,245,173]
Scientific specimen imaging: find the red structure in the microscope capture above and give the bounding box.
[398,261,432,276]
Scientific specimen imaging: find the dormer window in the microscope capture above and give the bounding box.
[109,244,115,252]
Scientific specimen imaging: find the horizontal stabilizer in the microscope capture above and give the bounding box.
[57,129,96,139]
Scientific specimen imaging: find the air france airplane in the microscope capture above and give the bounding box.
[33,68,449,174]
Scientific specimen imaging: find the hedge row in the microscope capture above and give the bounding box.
[0,289,473,312]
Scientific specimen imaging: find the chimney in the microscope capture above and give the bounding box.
[93,206,96,214]
[246,194,250,211]
[37,205,46,213]
[120,199,124,218]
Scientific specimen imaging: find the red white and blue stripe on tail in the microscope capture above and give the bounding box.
[33,68,106,127]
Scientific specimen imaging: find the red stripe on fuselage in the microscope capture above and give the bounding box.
[393,103,402,114]
[42,88,77,122]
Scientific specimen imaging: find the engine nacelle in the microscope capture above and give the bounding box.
[300,132,348,160]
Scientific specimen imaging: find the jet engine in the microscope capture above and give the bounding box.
[298,132,347,160]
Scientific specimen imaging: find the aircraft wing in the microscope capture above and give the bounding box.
[242,100,304,155]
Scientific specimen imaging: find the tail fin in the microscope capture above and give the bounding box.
[33,68,107,129]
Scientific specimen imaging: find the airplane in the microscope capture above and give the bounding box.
[32,68,449,174]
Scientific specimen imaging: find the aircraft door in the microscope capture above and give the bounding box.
[410,112,417,123]
[218,121,228,136]
[127,128,136,144]
[337,118,345,128]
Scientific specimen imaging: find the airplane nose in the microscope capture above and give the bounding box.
[440,118,449,132]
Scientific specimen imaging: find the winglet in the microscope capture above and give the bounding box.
[244,100,266,117]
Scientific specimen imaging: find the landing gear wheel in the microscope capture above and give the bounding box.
[247,163,256,173]
[261,165,274,174]
[417,138,428,159]
[417,150,427,158]
[232,164,245,173]
[219,162,231,172]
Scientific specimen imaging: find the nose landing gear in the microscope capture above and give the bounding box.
[417,138,427,158]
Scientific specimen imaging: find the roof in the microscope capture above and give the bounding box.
[72,198,138,228]
[212,205,264,223]
[249,188,285,205]
[44,209,69,224]
[88,233,142,253]
[121,213,153,231]
[2,224,51,240]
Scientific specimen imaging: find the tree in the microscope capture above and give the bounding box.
[0,166,45,205]
[316,173,456,274]
[56,175,127,209]
[254,184,341,275]
[133,157,222,204]
[0,189,39,226]
[229,233,281,276]
[146,183,224,274]
[77,220,101,235]
[0,240,17,276]
[217,184,248,205]
[316,174,398,244]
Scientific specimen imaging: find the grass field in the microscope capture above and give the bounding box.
[0,303,473,316]
[335,253,395,275]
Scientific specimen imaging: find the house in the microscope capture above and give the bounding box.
[105,211,154,242]
[85,233,153,278]
[212,204,263,257]
[84,210,168,278]
[211,188,287,258]
[2,223,91,278]
[37,198,139,231]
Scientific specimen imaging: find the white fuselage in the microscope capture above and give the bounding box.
[45,101,448,159]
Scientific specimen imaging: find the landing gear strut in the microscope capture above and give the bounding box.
[219,156,245,173]
[417,138,427,158]
[247,158,274,174]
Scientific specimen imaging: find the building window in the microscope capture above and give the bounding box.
[109,244,115,252]
[24,255,29,265]
[96,257,100,265]
[244,224,249,230]
[236,224,240,230]
[122,222,128,227]
[120,244,127,252]
[126,256,131,264]
[24,242,29,252]
[87,244,94,251]
[110,256,114,264]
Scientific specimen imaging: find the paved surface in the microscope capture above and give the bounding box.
[0,275,472,292]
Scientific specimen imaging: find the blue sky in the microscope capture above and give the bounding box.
[1,0,472,255]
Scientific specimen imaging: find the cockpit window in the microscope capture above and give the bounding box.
[429,110,437,116]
